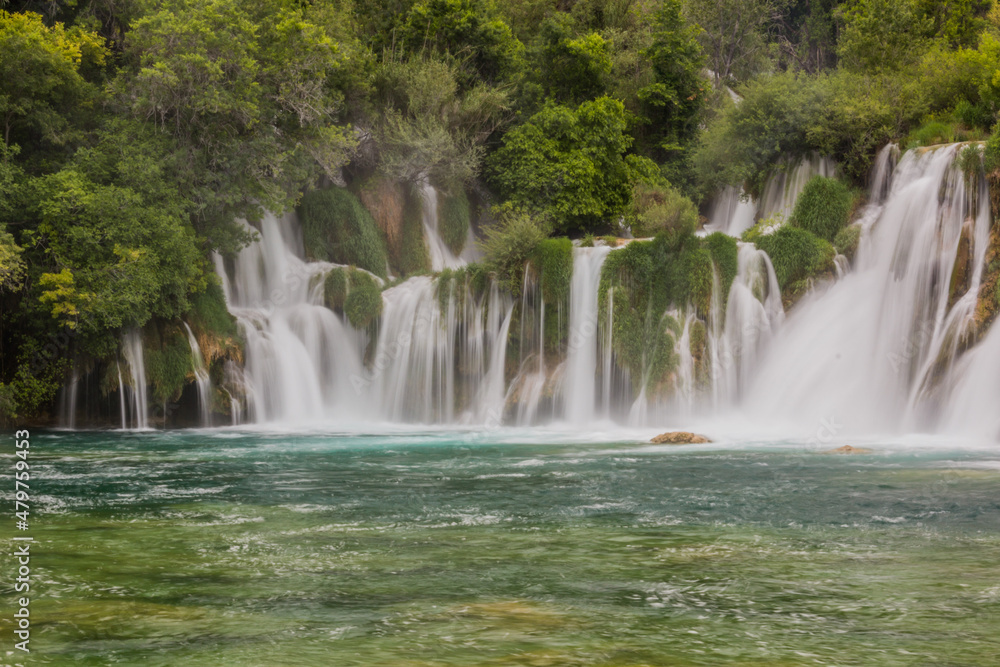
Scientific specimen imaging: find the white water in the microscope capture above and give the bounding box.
[121,329,148,430]
[705,186,758,237]
[216,212,368,424]
[746,145,990,434]
[59,367,79,429]
[759,153,837,222]
[63,143,1000,440]
[183,322,212,426]
[714,243,785,403]
[563,246,611,422]
[418,181,464,271]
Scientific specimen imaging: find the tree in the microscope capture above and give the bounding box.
[535,17,613,104]
[686,0,789,83]
[115,0,357,253]
[488,96,656,233]
[28,168,203,353]
[398,0,524,84]
[637,0,707,166]
[0,11,105,152]
[837,0,931,73]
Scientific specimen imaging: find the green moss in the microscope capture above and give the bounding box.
[298,187,388,278]
[579,234,595,248]
[438,188,471,255]
[754,226,836,291]
[790,176,854,242]
[187,280,237,339]
[834,225,862,262]
[531,237,573,305]
[143,326,192,404]
[705,231,738,308]
[324,267,349,311]
[600,235,618,246]
[343,270,384,329]
[398,190,431,276]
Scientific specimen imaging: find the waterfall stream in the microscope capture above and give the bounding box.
[61,144,1000,438]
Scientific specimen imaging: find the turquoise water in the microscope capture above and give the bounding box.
[7,429,1000,665]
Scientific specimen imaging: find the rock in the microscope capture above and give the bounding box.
[650,431,710,444]
[822,445,872,455]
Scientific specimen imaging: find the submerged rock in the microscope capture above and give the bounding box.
[650,431,710,444]
[822,445,872,455]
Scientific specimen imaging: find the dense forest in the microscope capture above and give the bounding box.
[2,0,1000,425]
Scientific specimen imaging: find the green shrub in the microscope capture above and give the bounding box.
[790,176,854,242]
[531,237,573,305]
[298,187,388,278]
[438,187,471,255]
[906,119,955,148]
[479,208,548,295]
[628,181,699,239]
[343,270,384,329]
[834,225,863,262]
[754,226,835,290]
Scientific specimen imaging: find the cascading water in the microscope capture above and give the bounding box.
[183,322,212,426]
[758,153,836,222]
[368,275,513,424]
[215,212,369,424]
[121,329,148,430]
[563,246,612,422]
[215,204,516,426]
[418,180,464,271]
[705,186,758,237]
[58,367,79,429]
[745,144,991,433]
[713,243,785,404]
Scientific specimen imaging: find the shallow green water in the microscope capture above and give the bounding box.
[5,429,1000,665]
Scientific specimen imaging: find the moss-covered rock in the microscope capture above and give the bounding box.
[439,187,471,256]
[344,270,383,329]
[704,231,738,309]
[834,224,862,263]
[324,267,383,329]
[754,226,835,293]
[298,187,388,278]
[398,188,431,275]
[142,325,192,404]
[531,237,573,306]
[790,176,854,242]
[324,267,350,311]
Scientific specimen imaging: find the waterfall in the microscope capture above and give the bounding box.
[714,243,784,403]
[758,153,836,221]
[215,212,369,424]
[121,329,148,430]
[58,367,79,429]
[705,185,758,237]
[563,246,612,422]
[182,322,212,426]
[117,363,126,429]
[418,180,464,271]
[745,144,990,433]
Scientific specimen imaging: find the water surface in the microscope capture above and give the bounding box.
[10,429,1000,665]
